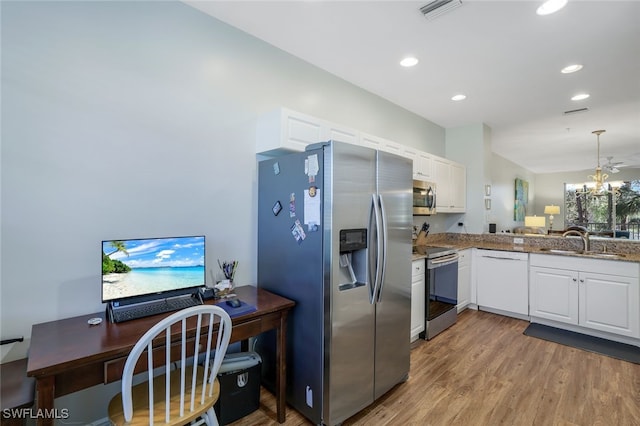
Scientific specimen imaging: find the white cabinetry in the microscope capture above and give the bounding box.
[530,254,640,339]
[433,157,466,213]
[256,108,360,155]
[360,133,403,156]
[411,259,426,342]
[255,109,465,208]
[457,249,472,312]
[529,267,578,324]
[450,162,466,211]
[476,250,529,318]
[413,151,433,181]
[325,123,359,145]
[401,146,417,178]
[256,108,323,155]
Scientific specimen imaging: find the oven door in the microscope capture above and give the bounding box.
[413,180,436,215]
[426,255,458,320]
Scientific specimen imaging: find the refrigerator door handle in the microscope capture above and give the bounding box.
[376,194,388,303]
[369,193,383,305]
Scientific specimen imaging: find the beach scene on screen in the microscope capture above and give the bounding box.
[102,236,205,301]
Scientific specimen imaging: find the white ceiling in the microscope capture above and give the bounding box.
[186,0,640,174]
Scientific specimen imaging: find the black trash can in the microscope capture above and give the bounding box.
[214,351,262,425]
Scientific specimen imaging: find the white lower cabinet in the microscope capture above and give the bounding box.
[529,267,578,324]
[457,249,472,312]
[530,254,640,339]
[475,250,529,317]
[411,259,425,342]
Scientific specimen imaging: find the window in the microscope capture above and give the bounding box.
[564,180,640,240]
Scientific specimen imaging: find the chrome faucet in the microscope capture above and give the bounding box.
[562,229,591,252]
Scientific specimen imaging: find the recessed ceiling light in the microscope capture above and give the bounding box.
[400,57,419,67]
[571,93,590,101]
[451,94,466,101]
[536,0,568,16]
[561,64,583,74]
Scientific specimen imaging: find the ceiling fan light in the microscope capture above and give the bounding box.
[561,64,583,74]
[536,0,568,16]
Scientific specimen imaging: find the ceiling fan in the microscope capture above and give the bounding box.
[602,156,626,174]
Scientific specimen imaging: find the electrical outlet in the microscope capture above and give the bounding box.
[458,222,464,227]
[513,237,524,244]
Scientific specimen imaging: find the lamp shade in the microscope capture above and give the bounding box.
[544,205,560,215]
[524,216,546,228]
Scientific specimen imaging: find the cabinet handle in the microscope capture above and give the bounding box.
[572,278,577,282]
[580,279,584,283]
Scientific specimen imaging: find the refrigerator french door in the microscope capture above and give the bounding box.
[257,141,411,426]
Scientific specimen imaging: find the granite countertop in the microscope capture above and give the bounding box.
[412,234,640,263]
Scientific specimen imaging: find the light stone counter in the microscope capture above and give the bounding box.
[414,233,640,263]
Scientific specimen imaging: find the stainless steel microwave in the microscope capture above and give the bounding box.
[413,179,436,215]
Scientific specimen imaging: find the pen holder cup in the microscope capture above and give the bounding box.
[216,279,234,297]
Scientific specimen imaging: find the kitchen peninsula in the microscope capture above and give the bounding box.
[415,232,640,262]
[413,232,640,349]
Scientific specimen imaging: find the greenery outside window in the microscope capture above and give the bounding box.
[564,180,640,240]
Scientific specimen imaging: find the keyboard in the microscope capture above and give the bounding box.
[111,296,202,323]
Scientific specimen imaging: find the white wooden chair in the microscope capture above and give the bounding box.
[108,305,232,426]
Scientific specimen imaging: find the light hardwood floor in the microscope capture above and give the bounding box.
[230,309,640,426]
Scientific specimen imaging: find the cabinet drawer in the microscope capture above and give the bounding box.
[104,338,203,384]
[412,260,425,277]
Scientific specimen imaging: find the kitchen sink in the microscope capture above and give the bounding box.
[538,248,626,259]
[539,248,581,255]
[586,252,626,259]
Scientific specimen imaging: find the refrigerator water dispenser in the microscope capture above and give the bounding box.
[338,229,367,291]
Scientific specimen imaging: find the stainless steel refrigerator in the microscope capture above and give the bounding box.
[256,141,412,426]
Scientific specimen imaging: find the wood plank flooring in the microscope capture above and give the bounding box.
[230,309,640,426]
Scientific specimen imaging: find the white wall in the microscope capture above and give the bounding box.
[487,153,537,233]
[445,123,491,234]
[1,2,445,421]
[1,1,444,354]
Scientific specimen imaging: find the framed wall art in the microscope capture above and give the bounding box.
[514,178,529,221]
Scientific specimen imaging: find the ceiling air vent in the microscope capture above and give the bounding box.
[420,0,463,20]
[563,107,590,115]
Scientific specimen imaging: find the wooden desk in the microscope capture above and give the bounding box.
[27,286,294,426]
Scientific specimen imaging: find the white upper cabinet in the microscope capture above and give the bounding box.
[433,156,466,213]
[402,145,418,164]
[359,132,403,157]
[256,109,466,212]
[256,108,358,155]
[450,162,466,211]
[256,108,324,155]
[325,123,359,145]
[414,151,433,181]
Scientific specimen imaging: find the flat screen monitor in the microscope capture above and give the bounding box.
[102,235,205,302]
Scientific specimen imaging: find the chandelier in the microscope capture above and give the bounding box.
[586,129,610,195]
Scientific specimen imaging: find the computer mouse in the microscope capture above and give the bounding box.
[226,299,241,308]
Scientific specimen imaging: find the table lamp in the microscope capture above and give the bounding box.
[544,205,560,230]
[524,215,546,233]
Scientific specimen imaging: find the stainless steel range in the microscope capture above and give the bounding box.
[419,247,459,340]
